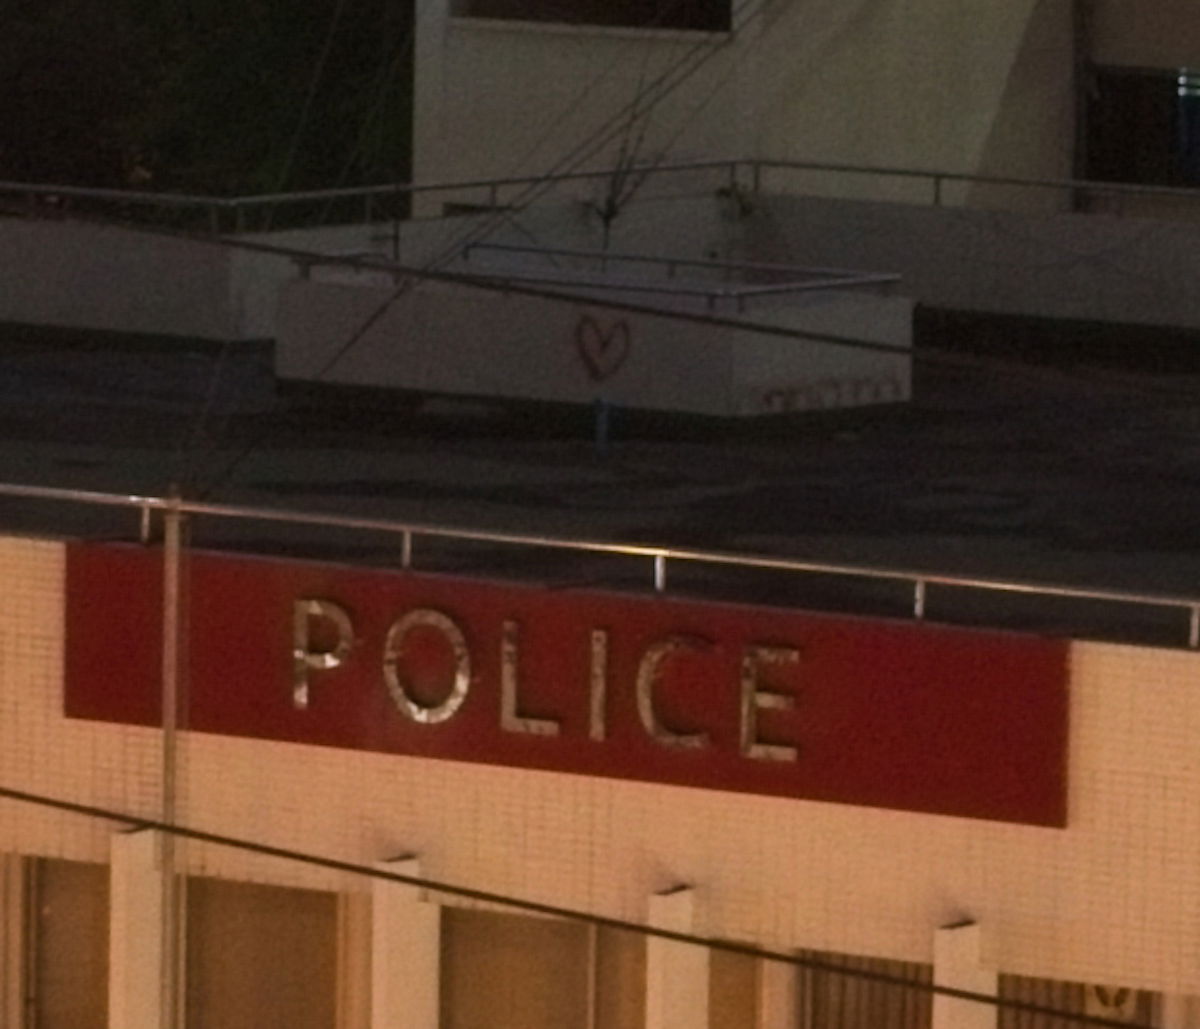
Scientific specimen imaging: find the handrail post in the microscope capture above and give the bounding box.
[913,579,927,619]
[401,530,413,570]
[393,181,403,262]
[654,554,667,593]
[1190,605,1199,649]
[160,489,185,1029]
[139,503,153,544]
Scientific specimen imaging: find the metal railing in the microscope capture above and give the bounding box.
[4,481,1200,649]
[4,156,1200,235]
[463,243,901,287]
[454,243,901,311]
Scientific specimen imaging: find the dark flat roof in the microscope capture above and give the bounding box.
[5,311,1200,648]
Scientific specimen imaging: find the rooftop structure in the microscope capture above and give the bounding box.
[3,3,1200,1027]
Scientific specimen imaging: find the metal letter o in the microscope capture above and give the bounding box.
[383,609,471,725]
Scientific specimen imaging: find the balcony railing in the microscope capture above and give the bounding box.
[3,481,1199,650]
[3,157,1199,235]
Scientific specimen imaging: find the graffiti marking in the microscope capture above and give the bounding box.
[575,316,631,383]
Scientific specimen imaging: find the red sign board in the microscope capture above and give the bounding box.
[65,543,1069,825]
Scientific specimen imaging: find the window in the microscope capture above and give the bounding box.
[1085,66,1200,187]
[186,878,338,1029]
[27,859,109,1029]
[454,0,731,33]
[440,908,646,1029]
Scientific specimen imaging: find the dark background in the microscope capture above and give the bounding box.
[1,0,412,194]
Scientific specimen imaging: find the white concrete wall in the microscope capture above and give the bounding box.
[0,218,302,343]
[413,17,752,216]
[413,0,1074,208]
[5,534,1200,993]
[746,193,1200,329]
[733,291,912,414]
[0,219,236,341]
[274,275,911,415]
[968,0,1077,209]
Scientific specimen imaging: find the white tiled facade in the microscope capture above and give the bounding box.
[0,534,1197,999]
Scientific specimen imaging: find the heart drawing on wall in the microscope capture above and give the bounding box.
[574,315,631,382]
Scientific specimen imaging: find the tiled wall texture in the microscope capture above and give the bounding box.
[0,536,1195,993]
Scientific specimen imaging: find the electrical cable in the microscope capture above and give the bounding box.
[176,335,234,495]
[182,0,778,498]
[268,0,352,219]
[292,0,774,393]
[493,0,696,202]
[416,0,772,270]
[8,184,1200,497]
[0,781,1158,1029]
[320,0,442,205]
[4,183,1184,496]
[12,197,1200,410]
[11,1,779,500]
[177,0,404,481]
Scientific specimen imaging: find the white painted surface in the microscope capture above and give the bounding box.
[275,276,911,415]
[6,536,1200,992]
[749,193,1200,330]
[371,857,440,1029]
[0,218,301,342]
[757,959,798,1029]
[647,889,709,1029]
[0,219,235,340]
[932,924,996,1029]
[412,1,1071,210]
[109,830,165,1029]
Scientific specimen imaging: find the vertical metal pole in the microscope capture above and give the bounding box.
[653,555,667,593]
[1189,605,1199,649]
[401,530,413,570]
[913,579,927,619]
[160,494,184,1029]
[391,184,401,262]
[139,504,152,545]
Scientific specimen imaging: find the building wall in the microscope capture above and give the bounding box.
[2,533,1200,998]
[274,275,912,414]
[413,0,1075,207]
[0,219,296,343]
[745,193,1200,329]
[1091,0,1200,69]
[0,220,236,341]
[968,0,1077,208]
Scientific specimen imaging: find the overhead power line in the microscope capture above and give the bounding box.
[5,194,1191,496]
[0,781,1156,1029]
[304,0,774,384]
[270,0,352,208]
[9,195,1200,409]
